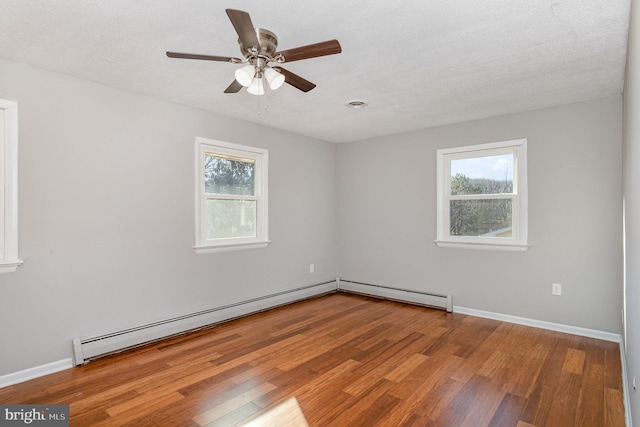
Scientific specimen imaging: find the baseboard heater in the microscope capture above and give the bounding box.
[338,278,452,312]
[72,280,337,365]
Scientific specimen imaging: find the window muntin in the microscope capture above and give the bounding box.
[436,139,528,251]
[195,138,269,253]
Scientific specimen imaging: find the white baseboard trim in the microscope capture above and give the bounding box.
[620,341,633,427]
[453,306,622,343]
[0,358,73,389]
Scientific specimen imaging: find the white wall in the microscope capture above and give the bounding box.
[624,0,640,423]
[337,97,623,333]
[0,58,338,376]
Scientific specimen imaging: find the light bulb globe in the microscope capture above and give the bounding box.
[247,77,265,95]
[264,67,285,90]
[234,65,256,87]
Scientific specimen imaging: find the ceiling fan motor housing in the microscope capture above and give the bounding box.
[239,28,278,61]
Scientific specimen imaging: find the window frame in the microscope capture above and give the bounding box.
[194,137,270,254]
[0,99,22,272]
[435,138,529,251]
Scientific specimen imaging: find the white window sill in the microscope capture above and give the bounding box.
[434,240,529,252]
[0,259,24,273]
[194,241,271,254]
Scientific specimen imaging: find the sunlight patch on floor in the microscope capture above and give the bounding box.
[238,397,309,427]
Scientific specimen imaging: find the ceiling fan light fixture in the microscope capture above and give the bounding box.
[264,67,285,90]
[234,65,256,87]
[247,77,265,95]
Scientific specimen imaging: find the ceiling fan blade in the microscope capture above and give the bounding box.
[224,80,243,93]
[272,67,316,92]
[275,39,342,63]
[166,51,242,63]
[226,9,259,50]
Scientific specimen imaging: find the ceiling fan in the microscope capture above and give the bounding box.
[166,9,342,95]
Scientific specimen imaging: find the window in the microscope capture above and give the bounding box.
[195,137,269,253]
[0,100,22,272]
[436,138,528,251]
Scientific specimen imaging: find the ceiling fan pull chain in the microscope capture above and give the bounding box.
[263,87,268,113]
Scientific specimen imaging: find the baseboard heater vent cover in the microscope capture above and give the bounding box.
[338,278,452,312]
[72,280,337,365]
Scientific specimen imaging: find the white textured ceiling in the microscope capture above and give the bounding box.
[0,1,631,143]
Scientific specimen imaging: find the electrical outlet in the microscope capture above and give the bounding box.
[552,283,562,296]
[310,264,315,273]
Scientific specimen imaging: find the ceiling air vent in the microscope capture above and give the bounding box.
[345,100,368,109]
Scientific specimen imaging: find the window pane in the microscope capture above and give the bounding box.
[204,154,255,196]
[450,199,512,237]
[206,199,257,239]
[451,154,513,195]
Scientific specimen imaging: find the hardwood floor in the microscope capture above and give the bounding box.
[0,293,626,426]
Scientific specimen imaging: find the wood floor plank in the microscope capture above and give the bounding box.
[344,332,428,396]
[0,293,625,426]
[606,387,626,426]
[517,335,569,426]
[136,366,284,427]
[296,390,357,426]
[548,370,590,425]
[487,392,528,427]
[95,390,185,427]
[433,374,505,427]
[334,391,402,427]
[574,339,606,426]
[386,344,464,403]
[384,352,430,382]
[237,397,309,427]
[605,341,625,390]
[421,378,466,422]
[70,360,217,415]
[105,390,184,418]
[192,382,278,426]
[563,348,587,375]
[207,400,263,427]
